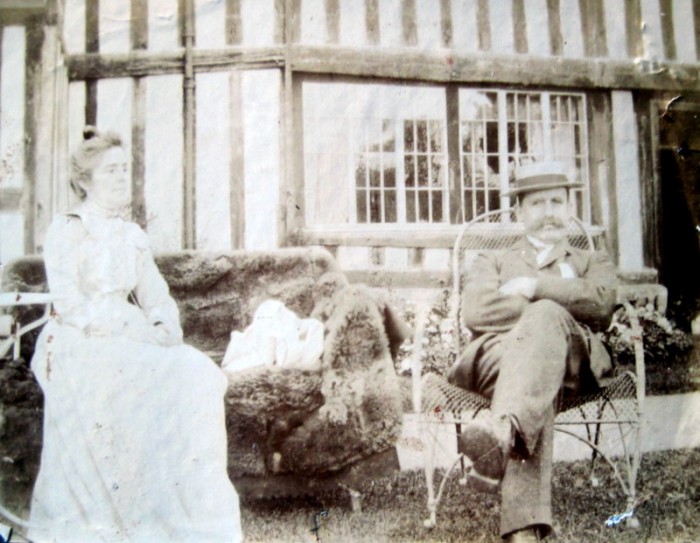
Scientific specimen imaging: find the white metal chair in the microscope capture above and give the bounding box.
[0,292,53,361]
[412,209,662,529]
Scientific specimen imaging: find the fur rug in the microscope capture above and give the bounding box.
[225,275,405,477]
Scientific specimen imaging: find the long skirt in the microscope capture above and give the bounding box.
[28,322,242,542]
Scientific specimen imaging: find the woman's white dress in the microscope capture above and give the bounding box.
[28,208,242,542]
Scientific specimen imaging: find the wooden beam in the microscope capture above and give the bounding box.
[325,0,340,44]
[274,0,285,44]
[289,45,700,91]
[86,0,99,53]
[229,70,244,248]
[695,0,700,63]
[439,0,452,48]
[131,77,147,229]
[401,0,417,46]
[626,0,644,58]
[547,0,563,55]
[345,270,450,289]
[365,0,380,45]
[476,0,491,51]
[302,229,458,249]
[67,48,285,80]
[131,0,148,50]
[512,0,527,54]
[445,84,460,223]
[0,188,22,211]
[659,0,676,60]
[579,0,607,58]
[0,0,45,8]
[226,0,242,45]
[24,18,43,253]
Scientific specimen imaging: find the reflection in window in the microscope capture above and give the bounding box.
[303,82,590,227]
[459,89,588,222]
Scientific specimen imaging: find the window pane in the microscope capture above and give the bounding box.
[370,190,381,222]
[431,156,442,187]
[405,156,415,187]
[418,191,429,222]
[356,190,367,222]
[406,191,416,222]
[355,160,366,187]
[404,120,414,151]
[417,156,429,186]
[385,189,397,222]
[429,120,442,152]
[432,191,443,222]
[382,119,395,151]
[417,121,428,152]
[303,81,445,225]
[385,165,396,188]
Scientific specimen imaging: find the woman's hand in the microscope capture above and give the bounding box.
[152,322,182,347]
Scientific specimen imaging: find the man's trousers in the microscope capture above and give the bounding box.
[454,300,596,537]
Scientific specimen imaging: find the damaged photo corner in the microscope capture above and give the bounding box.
[0,1,699,542]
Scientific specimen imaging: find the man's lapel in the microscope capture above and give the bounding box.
[537,238,573,270]
[510,237,538,270]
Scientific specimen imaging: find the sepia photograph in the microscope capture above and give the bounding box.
[0,0,699,541]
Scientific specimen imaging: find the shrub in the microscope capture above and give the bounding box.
[602,303,694,394]
[396,295,695,395]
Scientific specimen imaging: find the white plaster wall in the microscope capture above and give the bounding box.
[451,0,479,52]
[241,0,276,46]
[196,71,232,251]
[97,78,133,202]
[672,0,698,62]
[145,75,184,251]
[63,0,86,54]
[99,1,131,54]
[0,26,25,190]
[149,0,180,51]
[603,0,629,59]
[524,0,550,57]
[611,91,644,271]
[559,0,584,58]
[488,0,514,55]
[243,70,280,250]
[195,0,226,49]
[301,0,327,45]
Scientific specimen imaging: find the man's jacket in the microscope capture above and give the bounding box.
[453,236,618,392]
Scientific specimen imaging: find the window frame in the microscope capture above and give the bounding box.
[300,79,595,246]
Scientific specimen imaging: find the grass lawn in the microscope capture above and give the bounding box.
[240,448,700,542]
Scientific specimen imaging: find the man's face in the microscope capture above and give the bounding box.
[518,187,571,244]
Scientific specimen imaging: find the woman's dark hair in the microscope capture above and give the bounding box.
[69,126,123,201]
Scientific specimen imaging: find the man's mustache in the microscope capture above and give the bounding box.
[533,218,566,229]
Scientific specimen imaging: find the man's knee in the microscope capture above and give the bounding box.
[521,299,571,322]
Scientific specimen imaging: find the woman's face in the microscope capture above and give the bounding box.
[82,146,129,209]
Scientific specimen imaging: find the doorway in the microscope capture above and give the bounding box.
[656,102,700,329]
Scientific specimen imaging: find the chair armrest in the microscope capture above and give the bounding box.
[617,284,668,314]
[620,301,646,412]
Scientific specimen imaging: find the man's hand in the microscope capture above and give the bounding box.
[499,277,537,299]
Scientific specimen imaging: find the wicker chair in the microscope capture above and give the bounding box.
[412,209,664,529]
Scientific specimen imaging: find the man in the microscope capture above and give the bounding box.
[447,162,618,542]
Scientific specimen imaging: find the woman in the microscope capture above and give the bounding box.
[28,128,242,542]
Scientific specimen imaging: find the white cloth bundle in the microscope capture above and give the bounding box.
[222,300,324,372]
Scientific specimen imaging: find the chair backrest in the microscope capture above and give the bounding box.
[451,208,602,351]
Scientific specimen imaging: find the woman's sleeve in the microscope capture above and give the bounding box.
[43,215,91,329]
[133,234,184,345]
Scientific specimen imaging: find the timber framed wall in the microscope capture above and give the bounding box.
[5,0,700,285]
